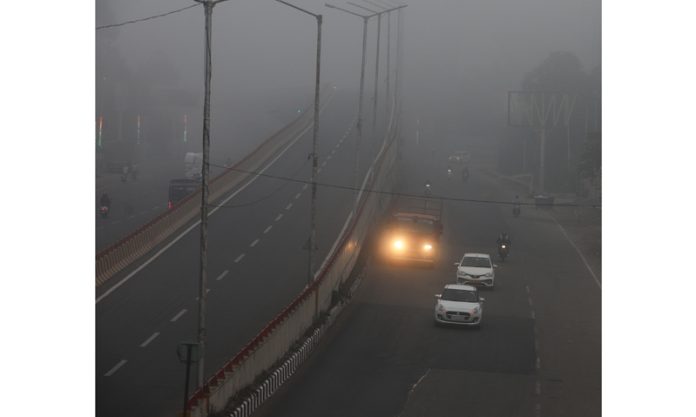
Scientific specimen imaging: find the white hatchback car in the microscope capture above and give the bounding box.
[434,284,484,327]
[455,253,496,288]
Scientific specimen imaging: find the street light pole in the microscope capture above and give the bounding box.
[325,4,376,193]
[192,0,229,389]
[274,0,323,316]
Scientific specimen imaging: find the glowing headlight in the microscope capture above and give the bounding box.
[423,243,433,251]
[392,239,405,250]
[472,306,480,314]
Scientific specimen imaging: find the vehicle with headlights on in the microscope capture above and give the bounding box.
[434,284,484,327]
[379,197,443,266]
[455,253,496,288]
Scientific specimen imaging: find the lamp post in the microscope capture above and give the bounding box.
[192,0,230,389]
[347,2,406,138]
[325,4,377,193]
[274,0,323,316]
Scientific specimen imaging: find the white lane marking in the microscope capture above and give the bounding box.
[294,192,302,200]
[171,309,187,322]
[140,332,160,348]
[250,238,260,247]
[527,296,534,307]
[535,403,541,417]
[302,184,308,191]
[285,203,293,210]
[104,359,127,377]
[206,288,210,293]
[327,154,333,160]
[525,285,531,295]
[274,213,284,222]
[409,368,430,393]
[95,91,338,304]
[317,167,322,173]
[552,217,602,289]
[331,149,336,155]
[535,381,541,395]
[536,357,541,370]
[531,310,536,319]
[234,253,246,263]
[321,161,327,167]
[216,270,229,281]
[263,225,273,234]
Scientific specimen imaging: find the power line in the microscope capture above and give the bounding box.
[206,161,601,209]
[96,4,200,30]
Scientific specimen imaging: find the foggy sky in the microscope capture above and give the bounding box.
[96,0,600,150]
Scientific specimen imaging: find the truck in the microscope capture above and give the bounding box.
[379,196,443,266]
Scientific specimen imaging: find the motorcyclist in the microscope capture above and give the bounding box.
[496,232,511,248]
[424,179,432,195]
[100,193,111,208]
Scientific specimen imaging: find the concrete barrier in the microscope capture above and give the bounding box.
[184,97,400,417]
[95,89,334,288]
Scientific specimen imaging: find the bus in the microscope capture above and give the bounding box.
[168,178,201,209]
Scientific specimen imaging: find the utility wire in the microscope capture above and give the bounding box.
[207,158,311,209]
[206,161,601,209]
[96,4,200,30]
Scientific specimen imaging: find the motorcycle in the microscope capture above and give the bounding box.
[498,243,509,262]
[447,168,453,179]
[99,205,110,219]
[424,183,432,196]
[512,204,520,217]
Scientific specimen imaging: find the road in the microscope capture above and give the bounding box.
[95,91,311,251]
[254,124,601,417]
[96,88,384,417]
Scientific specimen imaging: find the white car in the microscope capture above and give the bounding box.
[434,284,484,327]
[455,253,496,288]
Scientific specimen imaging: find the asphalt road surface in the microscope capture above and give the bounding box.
[254,126,601,417]
[96,89,387,417]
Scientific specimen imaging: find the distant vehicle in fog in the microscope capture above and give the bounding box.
[184,152,203,180]
[448,150,471,165]
[168,178,200,209]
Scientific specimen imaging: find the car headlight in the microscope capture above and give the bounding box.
[436,304,446,313]
[423,243,432,251]
[484,272,493,277]
[392,239,405,251]
[472,306,480,314]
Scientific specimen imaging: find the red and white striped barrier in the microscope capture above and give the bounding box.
[184,96,400,417]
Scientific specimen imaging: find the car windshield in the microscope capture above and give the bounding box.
[394,216,436,234]
[441,288,478,302]
[460,256,490,268]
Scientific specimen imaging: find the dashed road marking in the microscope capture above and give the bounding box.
[250,238,260,247]
[321,161,327,167]
[140,332,160,348]
[302,184,308,191]
[104,359,127,377]
[525,285,531,295]
[536,357,541,370]
[527,296,534,307]
[531,310,536,319]
[327,154,333,160]
[535,381,541,395]
[275,213,284,222]
[285,203,293,210]
[263,225,272,234]
[234,254,246,263]
[294,192,301,200]
[317,167,322,173]
[553,218,602,289]
[216,270,229,281]
[171,309,187,322]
